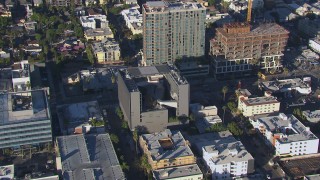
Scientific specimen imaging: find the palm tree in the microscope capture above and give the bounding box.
[111,74,116,84]
[133,129,139,154]
[222,106,227,123]
[283,67,289,77]
[257,71,262,79]
[222,86,228,102]
[140,154,151,175]
[26,81,31,90]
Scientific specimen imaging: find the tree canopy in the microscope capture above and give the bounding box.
[227,122,243,136]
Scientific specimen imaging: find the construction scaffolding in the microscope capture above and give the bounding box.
[210,22,289,75]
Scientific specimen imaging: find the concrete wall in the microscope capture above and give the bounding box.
[177,83,190,117]
[140,109,168,133]
[117,74,136,129]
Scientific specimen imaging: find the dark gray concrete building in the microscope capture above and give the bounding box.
[117,65,189,133]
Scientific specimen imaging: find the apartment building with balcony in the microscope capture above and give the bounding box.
[249,113,319,156]
[92,38,121,64]
[188,131,254,179]
[139,129,196,170]
[142,1,206,66]
[121,6,143,35]
[237,89,280,117]
[0,89,52,150]
[210,22,289,77]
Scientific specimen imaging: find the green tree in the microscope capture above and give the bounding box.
[26,81,31,90]
[46,29,56,43]
[189,113,195,122]
[283,67,289,77]
[110,134,119,144]
[205,123,227,133]
[222,106,227,123]
[133,128,138,153]
[208,0,215,6]
[111,74,116,84]
[227,122,243,136]
[121,121,129,129]
[121,162,130,171]
[222,86,228,101]
[74,26,83,38]
[86,46,95,64]
[257,71,262,79]
[35,33,42,42]
[227,101,237,113]
[115,107,123,119]
[140,154,152,174]
[0,17,11,28]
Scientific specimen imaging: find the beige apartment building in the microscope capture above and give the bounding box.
[139,129,196,170]
[84,28,114,41]
[238,90,280,117]
[92,38,121,64]
[142,1,206,66]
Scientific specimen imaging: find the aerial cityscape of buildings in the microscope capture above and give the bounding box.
[0,0,320,179]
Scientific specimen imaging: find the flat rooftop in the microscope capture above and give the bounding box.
[303,110,320,123]
[256,113,318,143]
[143,1,204,13]
[241,96,279,106]
[0,90,49,125]
[152,164,202,180]
[204,115,222,125]
[57,134,125,180]
[188,131,253,164]
[278,154,320,178]
[236,88,252,97]
[121,65,188,92]
[260,78,311,93]
[216,22,289,38]
[85,27,113,37]
[121,7,142,22]
[57,101,103,130]
[141,129,194,161]
[92,38,120,52]
[81,68,114,91]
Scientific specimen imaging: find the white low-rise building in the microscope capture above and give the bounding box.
[229,1,247,12]
[260,78,312,95]
[190,103,218,118]
[225,0,264,9]
[121,6,142,35]
[80,15,108,29]
[309,37,320,54]
[189,131,254,180]
[303,110,320,123]
[238,89,280,117]
[250,113,319,156]
[11,60,30,92]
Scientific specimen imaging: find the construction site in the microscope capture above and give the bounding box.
[278,154,320,179]
[210,22,289,77]
[209,0,289,78]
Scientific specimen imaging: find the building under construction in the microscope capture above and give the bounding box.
[210,22,289,77]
